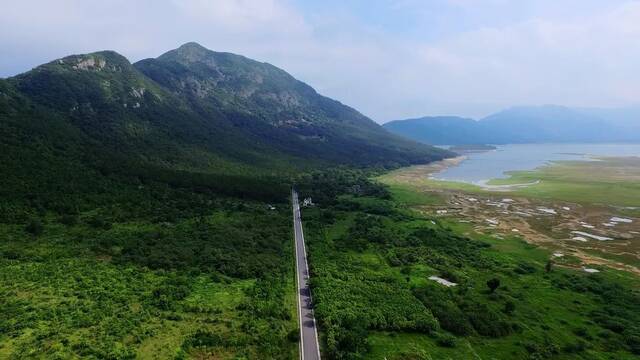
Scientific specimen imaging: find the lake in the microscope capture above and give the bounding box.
[433,143,640,185]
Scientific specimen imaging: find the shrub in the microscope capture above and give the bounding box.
[514,262,536,274]
[431,303,473,336]
[562,340,587,353]
[503,301,516,315]
[25,218,44,235]
[625,333,640,355]
[59,214,78,226]
[466,304,512,337]
[325,322,369,359]
[436,333,457,348]
[287,329,300,342]
[487,278,500,293]
[183,329,223,348]
[87,215,111,229]
[572,327,590,338]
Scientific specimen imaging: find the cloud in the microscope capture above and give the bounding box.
[408,1,640,111]
[1,0,639,121]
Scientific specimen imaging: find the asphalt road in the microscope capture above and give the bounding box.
[292,189,321,360]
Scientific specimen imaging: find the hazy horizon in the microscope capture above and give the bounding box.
[3,0,640,122]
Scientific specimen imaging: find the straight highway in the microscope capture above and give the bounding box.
[292,189,321,360]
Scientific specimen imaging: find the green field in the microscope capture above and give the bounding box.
[489,157,640,207]
[380,157,640,208]
[300,172,640,359]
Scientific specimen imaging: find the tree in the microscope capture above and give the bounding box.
[60,214,78,226]
[545,260,553,273]
[504,301,516,314]
[487,278,500,293]
[25,218,44,236]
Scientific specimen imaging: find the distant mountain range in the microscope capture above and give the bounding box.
[384,105,640,145]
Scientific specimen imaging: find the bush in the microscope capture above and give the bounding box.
[59,214,78,226]
[287,329,300,342]
[503,301,516,315]
[562,340,587,353]
[436,333,457,348]
[487,278,500,293]
[183,329,223,348]
[514,262,536,274]
[25,218,44,235]
[326,322,369,359]
[431,302,473,336]
[87,215,111,230]
[465,304,512,337]
[626,334,640,355]
[522,338,560,358]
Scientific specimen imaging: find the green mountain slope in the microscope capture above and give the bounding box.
[1,43,451,214]
[4,43,450,187]
[134,42,450,166]
[8,50,294,174]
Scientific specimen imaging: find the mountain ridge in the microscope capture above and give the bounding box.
[384,105,640,145]
[3,42,450,177]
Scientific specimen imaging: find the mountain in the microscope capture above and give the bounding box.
[575,106,640,138]
[0,43,451,204]
[384,105,640,145]
[132,42,450,166]
[478,105,611,143]
[383,116,480,145]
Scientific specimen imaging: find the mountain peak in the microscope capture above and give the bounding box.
[22,50,133,76]
[178,41,207,51]
[159,42,216,64]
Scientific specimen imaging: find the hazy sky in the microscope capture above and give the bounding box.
[2,0,639,122]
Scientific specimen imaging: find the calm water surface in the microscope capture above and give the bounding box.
[433,143,640,185]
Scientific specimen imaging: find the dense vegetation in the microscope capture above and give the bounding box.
[298,171,640,359]
[0,201,298,359]
[0,111,299,358]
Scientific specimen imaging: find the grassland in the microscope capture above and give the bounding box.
[378,156,640,271]
[380,156,640,208]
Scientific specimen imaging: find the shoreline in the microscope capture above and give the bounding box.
[427,156,541,191]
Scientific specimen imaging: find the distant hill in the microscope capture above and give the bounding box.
[383,116,479,145]
[384,105,640,145]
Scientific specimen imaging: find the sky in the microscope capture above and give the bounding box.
[1,0,639,122]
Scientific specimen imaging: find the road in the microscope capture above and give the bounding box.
[292,189,321,360]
